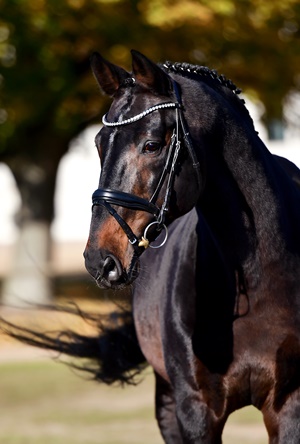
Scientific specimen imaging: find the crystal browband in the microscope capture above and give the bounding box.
[102,102,181,127]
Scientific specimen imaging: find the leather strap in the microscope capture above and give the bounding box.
[92,189,159,216]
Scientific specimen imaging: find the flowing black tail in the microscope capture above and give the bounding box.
[0,304,147,385]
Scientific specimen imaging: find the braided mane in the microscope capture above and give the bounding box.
[162,61,242,97]
[162,61,255,129]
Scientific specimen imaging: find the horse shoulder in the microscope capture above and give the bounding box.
[133,248,169,381]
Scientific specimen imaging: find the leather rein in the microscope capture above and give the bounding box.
[92,81,201,254]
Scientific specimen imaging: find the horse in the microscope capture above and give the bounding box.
[83,50,300,443]
[1,50,300,443]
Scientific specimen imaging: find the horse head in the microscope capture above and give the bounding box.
[84,50,203,289]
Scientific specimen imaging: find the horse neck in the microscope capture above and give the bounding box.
[198,121,298,281]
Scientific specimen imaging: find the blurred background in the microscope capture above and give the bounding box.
[0,0,300,442]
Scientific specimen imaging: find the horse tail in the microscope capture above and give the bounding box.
[0,305,147,385]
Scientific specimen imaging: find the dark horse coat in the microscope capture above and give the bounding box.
[134,208,236,442]
[2,51,300,444]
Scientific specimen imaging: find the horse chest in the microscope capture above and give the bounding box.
[228,309,300,408]
[133,292,169,381]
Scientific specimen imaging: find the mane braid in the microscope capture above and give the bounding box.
[162,61,258,130]
[162,61,243,98]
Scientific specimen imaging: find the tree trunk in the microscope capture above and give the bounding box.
[2,160,58,307]
[266,118,284,140]
[2,221,52,307]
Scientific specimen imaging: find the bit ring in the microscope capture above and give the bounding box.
[143,221,168,249]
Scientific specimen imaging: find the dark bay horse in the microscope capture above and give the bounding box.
[83,50,300,443]
[2,50,300,443]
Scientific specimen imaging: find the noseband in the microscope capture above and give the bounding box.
[92,81,201,254]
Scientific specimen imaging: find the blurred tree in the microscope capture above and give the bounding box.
[139,0,300,138]
[0,0,299,304]
[0,0,152,304]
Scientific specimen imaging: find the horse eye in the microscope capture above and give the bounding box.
[143,141,161,154]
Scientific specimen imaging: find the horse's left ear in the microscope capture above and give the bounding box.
[90,52,131,96]
[131,50,172,96]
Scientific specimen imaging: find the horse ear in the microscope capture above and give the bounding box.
[131,50,172,96]
[90,52,131,96]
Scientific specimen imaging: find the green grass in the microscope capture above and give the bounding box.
[0,359,162,444]
[224,408,268,444]
[0,357,268,443]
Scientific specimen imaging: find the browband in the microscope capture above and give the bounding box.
[102,102,181,127]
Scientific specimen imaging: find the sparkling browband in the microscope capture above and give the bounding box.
[102,102,180,127]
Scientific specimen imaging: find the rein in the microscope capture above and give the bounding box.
[92,81,201,253]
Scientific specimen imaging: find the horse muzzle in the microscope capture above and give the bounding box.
[83,249,140,289]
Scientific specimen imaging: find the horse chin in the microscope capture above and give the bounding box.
[96,280,128,290]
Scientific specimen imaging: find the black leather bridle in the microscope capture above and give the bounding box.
[92,80,201,254]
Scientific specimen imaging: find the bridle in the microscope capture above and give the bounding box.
[92,80,202,254]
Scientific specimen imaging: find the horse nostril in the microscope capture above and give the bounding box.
[103,255,122,282]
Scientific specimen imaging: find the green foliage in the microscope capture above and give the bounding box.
[140,0,300,120]
[1,0,300,154]
[0,0,119,156]
[0,0,300,152]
